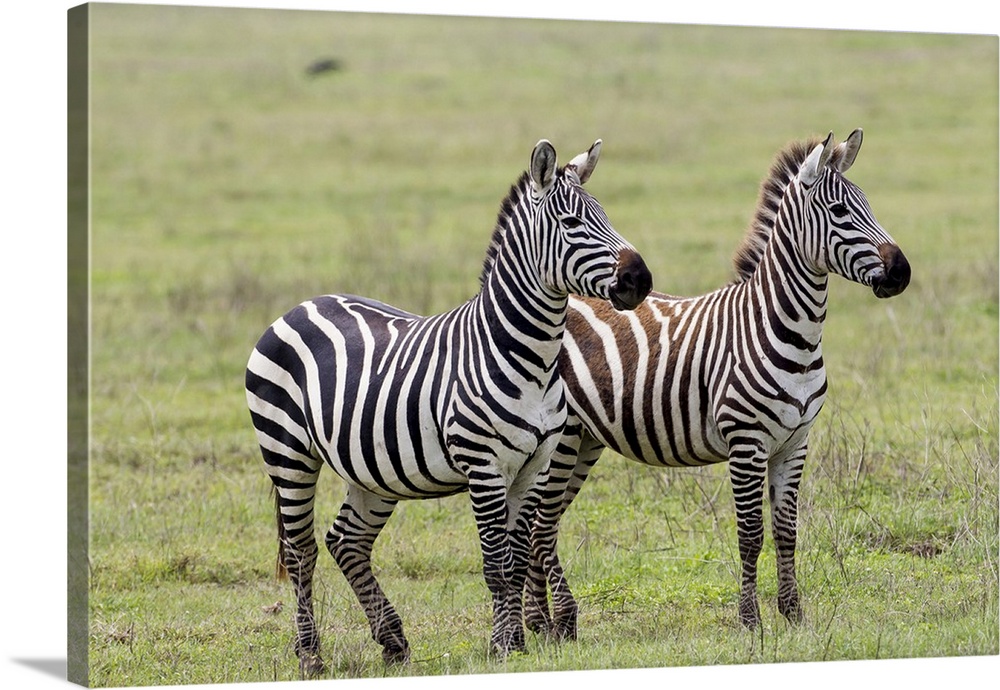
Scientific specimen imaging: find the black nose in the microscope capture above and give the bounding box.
[610,249,653,310]
[873,243,911,298]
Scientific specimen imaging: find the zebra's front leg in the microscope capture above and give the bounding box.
[465,456,532,658]
[503,495,541,655]
[470,479,520,656]
[325,487,410,665]
[728,444,768,629]
[503,441,554,649]
[769,444,807,624]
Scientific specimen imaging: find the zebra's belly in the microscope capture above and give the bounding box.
[322,418,469,500]
[574,376,825,468]
[640,424,727,468]
[588,401,825,469]
[574,398,729,468]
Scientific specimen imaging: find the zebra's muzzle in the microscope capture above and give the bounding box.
[609,248,653,311]
[871,243,911,299]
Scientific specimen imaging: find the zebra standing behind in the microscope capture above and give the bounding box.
[245,139,652,674]
[525,129,910,640]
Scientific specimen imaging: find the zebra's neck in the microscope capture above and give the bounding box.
[746,210,829,352]
[474,207,568,388]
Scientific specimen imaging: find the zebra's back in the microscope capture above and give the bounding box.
[246,293,468,500]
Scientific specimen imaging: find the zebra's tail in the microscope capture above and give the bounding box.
[272,486,290,581]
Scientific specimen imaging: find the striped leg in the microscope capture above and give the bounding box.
[727,439,768,629]
[523,425,581,637]
[325,487,409,664]
[526,422,605,640]
[769,444,806,623]
[247,365,328,673]
[275,485,324,675]
[255,435,326,674]
[466,468,521,656]
[502,443,552,653]
[463,444,552,658]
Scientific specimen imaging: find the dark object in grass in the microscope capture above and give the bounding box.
[306,58,342,75]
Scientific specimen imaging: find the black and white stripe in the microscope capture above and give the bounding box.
[525,129,910,639]
[245,139,652,674]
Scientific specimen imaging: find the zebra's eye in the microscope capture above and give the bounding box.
[830,202,850,217]
[562,216,583,229]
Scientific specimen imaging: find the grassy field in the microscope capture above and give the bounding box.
[84,4,998,687]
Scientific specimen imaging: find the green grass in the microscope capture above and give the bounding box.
[83,4,998,686]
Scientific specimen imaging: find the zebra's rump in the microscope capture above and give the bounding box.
[246,294,469,500]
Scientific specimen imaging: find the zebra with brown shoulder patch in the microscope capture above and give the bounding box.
[525,129,910,639]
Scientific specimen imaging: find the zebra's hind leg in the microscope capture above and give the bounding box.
[768,444,807,624]
[325,486,410,665]
[524,428,583,636]
[270,464,325,676]
[527,425,604,641]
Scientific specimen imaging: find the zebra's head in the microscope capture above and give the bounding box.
[527,139,652,310]
[794,129,911,298]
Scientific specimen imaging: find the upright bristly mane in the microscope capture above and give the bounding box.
[479,171,530,289]
[732,136,848,282]
[478,166,576,289]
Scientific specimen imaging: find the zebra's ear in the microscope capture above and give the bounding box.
[566,139,602,185]
[799,131,835,186]
[834,128,863,173]
[530,140,558,194]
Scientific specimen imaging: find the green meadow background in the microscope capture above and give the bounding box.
[84,3,998,686]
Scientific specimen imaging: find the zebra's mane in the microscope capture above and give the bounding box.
[731,136,848,282]
[478,167,572,289]
[479,171,529,289]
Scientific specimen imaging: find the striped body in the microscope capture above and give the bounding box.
[248,296,469,500]
[525,130,911,639]
[246,139,651,674]
[562,284,827,470]
[248,290,581,503]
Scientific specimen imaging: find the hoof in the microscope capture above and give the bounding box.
[382,643,411,665]
[299,652,325,677]
[550,620,577,642]
[490,645,528,660]
[489,634,527,659]
[739,609,761,630]
[524,612,551,636]
[779,597,804,624]
[781,606,804,625]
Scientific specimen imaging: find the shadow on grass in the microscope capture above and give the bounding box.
[12,658,66,680]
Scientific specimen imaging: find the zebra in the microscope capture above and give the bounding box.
[524,129,911,640]
[245,139,652,674]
